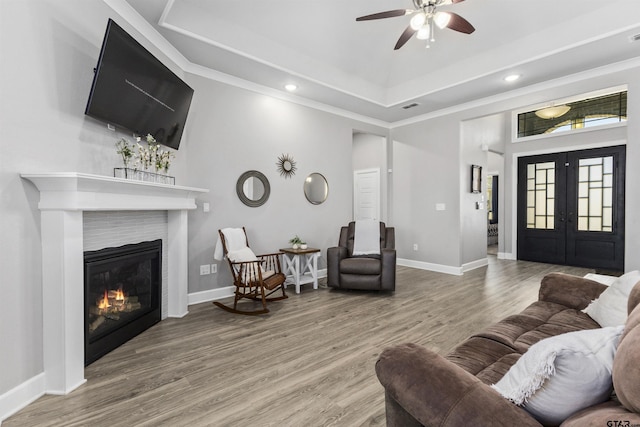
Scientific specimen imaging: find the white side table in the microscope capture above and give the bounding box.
[279,247,321,294]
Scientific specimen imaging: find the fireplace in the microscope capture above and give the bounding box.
[22,172,207,394]
[84,240,162,365]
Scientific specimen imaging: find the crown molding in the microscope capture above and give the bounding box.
[185,63,391,128]
[103,0,390,128]
[390,56,640,129]
[102,0,640,130]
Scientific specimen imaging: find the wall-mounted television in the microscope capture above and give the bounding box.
[85,19,194,150]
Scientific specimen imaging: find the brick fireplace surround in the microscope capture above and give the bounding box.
[21,173,208,395]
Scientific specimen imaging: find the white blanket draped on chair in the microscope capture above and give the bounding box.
[214,227,247,261]
[214,227,274,280]
[353,219,381,255]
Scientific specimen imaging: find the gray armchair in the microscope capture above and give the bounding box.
[327,221,396,291]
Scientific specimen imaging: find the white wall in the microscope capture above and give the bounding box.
[0,0,190,406]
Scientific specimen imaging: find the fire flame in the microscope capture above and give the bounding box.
[97,290,110,309]
[115,288,125,301]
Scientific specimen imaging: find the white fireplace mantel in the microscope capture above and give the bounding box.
[21,172,208,396]
[21,172,206,211]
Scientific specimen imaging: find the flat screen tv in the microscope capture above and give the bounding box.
[85,19,194,150]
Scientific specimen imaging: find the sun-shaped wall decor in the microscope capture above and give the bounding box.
[276,153,297,178]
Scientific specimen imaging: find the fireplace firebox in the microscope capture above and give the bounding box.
[84,239,162,365]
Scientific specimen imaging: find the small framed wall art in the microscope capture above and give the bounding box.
[471,164,482,193]
[276,153,297,178]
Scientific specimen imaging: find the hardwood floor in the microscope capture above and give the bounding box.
[5,258,592,427]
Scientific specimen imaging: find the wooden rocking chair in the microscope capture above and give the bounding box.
[213,227,288,315]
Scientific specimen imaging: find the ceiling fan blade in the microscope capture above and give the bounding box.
[451,0,465,3]
[356,9,412,21]
[445,12,475,34]
[394,25,417,50]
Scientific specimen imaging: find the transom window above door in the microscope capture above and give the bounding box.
[515,89,627,140]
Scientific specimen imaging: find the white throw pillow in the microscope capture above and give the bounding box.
[492,326,624,426]
[226,247,258,262]
[583,273,617,286]
[583,270,640,327]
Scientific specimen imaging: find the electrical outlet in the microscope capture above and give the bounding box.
[200,264,211,275]
[413,243,419,251]
[211,263,217,274]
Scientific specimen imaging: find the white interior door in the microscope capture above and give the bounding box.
[353,168,380,220]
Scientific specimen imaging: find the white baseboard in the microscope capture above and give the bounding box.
[462,258,489,272]
[0,373,45,423]
[188,286,235,306]
[498,252,516,260]
[397,258,463,276]
[187,269,327,306]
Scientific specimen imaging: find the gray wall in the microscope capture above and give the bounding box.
[460,114,507,264]
[391,116,462,266]
[487,150,506,252]
[181,76,388,293]
[0,0,390,401]
[390,64,640,272]
[352,132,388,222]
[2,0,640,416]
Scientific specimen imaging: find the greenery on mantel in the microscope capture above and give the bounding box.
[115,133,174,174]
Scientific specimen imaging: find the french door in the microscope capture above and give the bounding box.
[517,146,625,270]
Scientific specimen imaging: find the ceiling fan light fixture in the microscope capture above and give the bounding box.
[410,13,427,30]
[416,24,430,40]
[535,105,571,119]
[433,11,451,29]
[356,0,474,51]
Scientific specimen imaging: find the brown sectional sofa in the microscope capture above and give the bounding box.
[376,273,640,426]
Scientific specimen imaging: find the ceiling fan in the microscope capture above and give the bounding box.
[356,0,475,50]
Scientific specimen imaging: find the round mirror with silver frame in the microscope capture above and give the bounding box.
[303,172,329,205]
[236,170,270,207]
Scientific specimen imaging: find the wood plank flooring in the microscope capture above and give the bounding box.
[5,257,592,427]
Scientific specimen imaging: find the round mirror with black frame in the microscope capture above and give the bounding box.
[236,170,270,207]
[303,172,329,205]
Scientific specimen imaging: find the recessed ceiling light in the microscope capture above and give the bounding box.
[284,84,298,92]
[504,74,521,83]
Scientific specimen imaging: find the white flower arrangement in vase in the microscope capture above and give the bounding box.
[115,138,134,169]
[116,133,175,183]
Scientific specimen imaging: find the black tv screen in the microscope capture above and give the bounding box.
[85,19,194,150]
